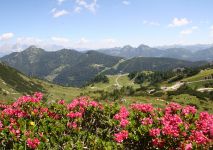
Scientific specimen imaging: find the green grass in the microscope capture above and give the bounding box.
[85,74,140,92]
[171,94,213,113]
[1,69,213,114]
[187,80,213,90]
[124,96,167,108]
[183,69,213,82]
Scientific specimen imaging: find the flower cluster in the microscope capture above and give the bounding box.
[113,106,129,128]
[27,138,40,149]
[114,130,128,143]
[0,93,212,149]
[131,103,154,113]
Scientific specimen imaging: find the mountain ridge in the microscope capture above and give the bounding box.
[0,46,209,87]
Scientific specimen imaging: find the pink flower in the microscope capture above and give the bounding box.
[182,106,197,115]
[113,107,129,120]
[162,125,179,137]
[113,106,129,128]
[119,107,129,118]
[120,119,129,128]
[185,143,192,150]
[2,108,27,118]
[114,130,128,143]
[40,107,48,113]
[33,109,39,114]
[165,102,182,114]
[149,128,161,137]
[34,92,43,101]
[199,112,209,120]
[210,126,213,139]
[152,138,164,148]
[189,131,209,145]
[131,104,154,113]
[27,138,40,149]
[0,121,3,128]
[89,101,99,107]
[67,122,77,129]
[141,117,153,125]
[58,100,65,105]
[67,99,79,110]
[67,112,82,118]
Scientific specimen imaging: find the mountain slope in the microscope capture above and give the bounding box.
[104,57,206,74]
[0,62,45,100]
[1,46,122,87]
[99,44,165,58]
[98,44,213,61]
[53,51,124,86]
[192,47,213,61]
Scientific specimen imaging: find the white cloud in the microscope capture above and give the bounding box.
[102,38,116,44]
[74,6,82,13]
[169,17,191,27]
[122,1,130,5]
[77,37,89,45]
[143,20,160,26]
[0,36,121,54]
[57,0,66,5]
[51,9,69,18]
[16,37,43,46]
[0,32,14,41]
[75,0,98,13]
[71,38,120,49]
[180,26,198,36]
[51,37,70,43]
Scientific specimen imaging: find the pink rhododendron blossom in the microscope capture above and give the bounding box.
[185,143,192,150]
[113,106,129,128]
[165,102,182,114]
[0,93,212,149]
[27,138,40,149]
[2,108,27,118]
[34,92,43,100]
[189,131,209,144]
[152,138,165,148]
[114,130,128,143]
[113,107,129,121]
[58,100,65,105]
[149,128,161,137]
[67,122,78,129]
[141,117,153,125]
[0,121,3,128]
[67,112,82,118]
[120,119,129,128]
[89,101,99,107]
[182,106,197,115]
[131,103,154,113]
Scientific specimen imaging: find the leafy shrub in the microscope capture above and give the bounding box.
[0,93,212,149]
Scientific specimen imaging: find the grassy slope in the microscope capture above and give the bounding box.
[0,72,140,103]
[1,66,212,113]
[183,69,213,82]
[85,74,140,92]
[0,63,45,102]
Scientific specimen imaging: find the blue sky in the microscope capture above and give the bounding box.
[0,0,213,52]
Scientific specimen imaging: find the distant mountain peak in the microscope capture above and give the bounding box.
[137,44,150,49]
[28,45,38,49]
[123,45,134,49]
[24,46,45,54]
